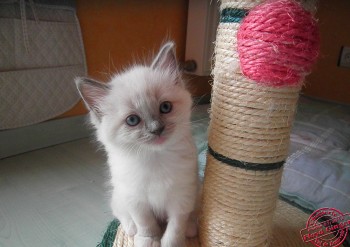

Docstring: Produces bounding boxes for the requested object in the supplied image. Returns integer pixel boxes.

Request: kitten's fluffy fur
[76,42,198,247]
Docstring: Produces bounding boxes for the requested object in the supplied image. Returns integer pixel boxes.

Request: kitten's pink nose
[148,121,165,136]
[150,126,165,136]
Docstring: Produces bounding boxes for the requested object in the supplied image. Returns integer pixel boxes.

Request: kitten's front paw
[134,235,160,247]
[161,236,185,247]
[121,220,137,237]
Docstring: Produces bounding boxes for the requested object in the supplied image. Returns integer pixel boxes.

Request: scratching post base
[113,200,312,247]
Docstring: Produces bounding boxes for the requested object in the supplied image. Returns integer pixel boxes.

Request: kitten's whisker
[191,94,209,110]
[191,118,210,123]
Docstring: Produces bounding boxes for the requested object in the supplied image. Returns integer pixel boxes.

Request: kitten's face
[76,42,192,151]
[102,66,191,149]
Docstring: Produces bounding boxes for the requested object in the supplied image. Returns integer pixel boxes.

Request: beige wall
[303,0,350,104]
[59,0,189,117]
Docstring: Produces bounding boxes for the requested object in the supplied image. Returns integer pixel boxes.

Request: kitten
[76,42,199,247]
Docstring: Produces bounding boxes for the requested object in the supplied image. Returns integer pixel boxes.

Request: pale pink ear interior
[151,42,178,73]
[75,77,110,114]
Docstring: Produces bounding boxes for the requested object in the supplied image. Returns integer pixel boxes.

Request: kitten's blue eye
[160,101,172,114]
[126,114,141,126]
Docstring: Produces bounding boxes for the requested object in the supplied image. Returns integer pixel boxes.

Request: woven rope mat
[112,199,322,247]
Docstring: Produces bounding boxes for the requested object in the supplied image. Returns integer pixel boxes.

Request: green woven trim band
[220,8,248,23]
[97,219,120,247]
[208,146,284,171]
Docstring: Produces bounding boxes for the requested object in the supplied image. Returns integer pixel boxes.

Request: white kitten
[76,42,199,247]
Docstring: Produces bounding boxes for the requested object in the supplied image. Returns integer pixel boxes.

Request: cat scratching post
[113,0,319,246]
[200,0,319,246]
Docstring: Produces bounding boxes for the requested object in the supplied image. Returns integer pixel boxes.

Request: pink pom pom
[237,0,320,87]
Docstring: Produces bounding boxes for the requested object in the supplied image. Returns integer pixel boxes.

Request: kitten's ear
[151,42,178,74]
[75,77,110,117]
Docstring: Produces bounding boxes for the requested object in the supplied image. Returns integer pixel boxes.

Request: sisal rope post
[199,0,319,246]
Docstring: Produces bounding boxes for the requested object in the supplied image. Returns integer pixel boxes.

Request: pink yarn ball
[237,0,320,87]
